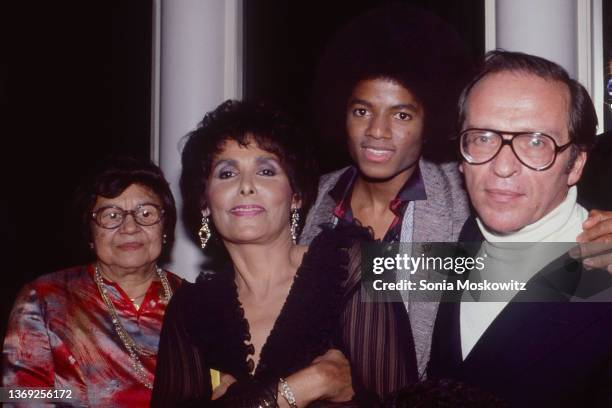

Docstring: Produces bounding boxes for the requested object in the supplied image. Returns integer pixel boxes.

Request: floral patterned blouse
[2,264,182,407]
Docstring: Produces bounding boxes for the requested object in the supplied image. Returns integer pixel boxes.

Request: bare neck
[225,234,305,300]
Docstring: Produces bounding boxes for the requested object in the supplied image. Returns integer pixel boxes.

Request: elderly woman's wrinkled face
[205,139,298,246]
[92,184,164,271]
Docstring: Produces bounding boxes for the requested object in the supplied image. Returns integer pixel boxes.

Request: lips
[229,205,265,216]
[117,242,144,250]
[485,188,524,203]
[361,145,395,163]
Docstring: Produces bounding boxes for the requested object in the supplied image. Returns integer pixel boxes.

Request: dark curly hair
[75,156,177,261]
[314,3,475,163]
[180,100,317,244]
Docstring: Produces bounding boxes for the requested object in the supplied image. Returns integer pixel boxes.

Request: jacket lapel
[409,159,470,376]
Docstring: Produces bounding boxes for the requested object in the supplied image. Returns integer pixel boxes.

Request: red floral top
[2,264,182,407]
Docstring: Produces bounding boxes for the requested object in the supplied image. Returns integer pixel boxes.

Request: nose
[491,144,520,178]
[366,113,390,140]
[239,174,256,196]
[119,213,140,233]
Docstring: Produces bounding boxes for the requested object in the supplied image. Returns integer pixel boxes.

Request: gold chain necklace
[94,264,173,390]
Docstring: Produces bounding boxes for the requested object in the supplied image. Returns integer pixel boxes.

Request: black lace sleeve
[151,284,212,407]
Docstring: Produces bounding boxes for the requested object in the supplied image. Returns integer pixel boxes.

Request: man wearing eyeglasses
[458,58,590,234]
[428,50,612,406]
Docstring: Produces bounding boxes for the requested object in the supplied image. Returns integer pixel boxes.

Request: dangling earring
[162,234,167,245]
[290,208,300,244]
[198,216,211,250]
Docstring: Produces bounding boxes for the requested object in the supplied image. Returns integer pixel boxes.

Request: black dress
[151,226,367,407]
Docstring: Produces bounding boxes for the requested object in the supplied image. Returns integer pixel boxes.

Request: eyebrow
[212,156,280,171]
[212,159,236,171]
[348,98,420,113]
[466,125,561,137]
[93,202,160,211]
[255,156,280,166]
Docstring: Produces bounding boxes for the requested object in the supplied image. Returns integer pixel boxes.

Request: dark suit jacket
[428,217,612,407]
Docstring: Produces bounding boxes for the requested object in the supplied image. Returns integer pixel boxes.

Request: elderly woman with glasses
[2,156,182,407]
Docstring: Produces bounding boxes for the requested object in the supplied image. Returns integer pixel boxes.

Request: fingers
[569,242,612,259]
[582,209,607,229]
[575,210,612,271]
[211,384,227,400]
[578,210,612,242]
[568,242,612,273]
[211,373,237,400]
[311,348,347,364]
[309,349,354,402]
[583,252,612,272]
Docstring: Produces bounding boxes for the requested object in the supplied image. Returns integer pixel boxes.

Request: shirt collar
[329,165,427,211]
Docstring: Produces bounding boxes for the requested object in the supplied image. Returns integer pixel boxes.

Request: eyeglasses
[92,204,164,229]
[459,128,573,171]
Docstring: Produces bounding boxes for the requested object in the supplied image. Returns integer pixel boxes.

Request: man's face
[460,71,586,234]
[346,78,425,181]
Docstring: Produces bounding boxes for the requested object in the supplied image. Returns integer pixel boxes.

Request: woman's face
[205,139,298,246]
[92,183,164,272]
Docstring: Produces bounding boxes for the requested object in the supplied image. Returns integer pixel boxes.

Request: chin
[358,164,400,181]
[114,261,153,271]
[224,228,267,244]
[480,212,527,235]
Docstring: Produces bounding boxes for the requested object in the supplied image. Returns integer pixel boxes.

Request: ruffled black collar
[183,225,369,382]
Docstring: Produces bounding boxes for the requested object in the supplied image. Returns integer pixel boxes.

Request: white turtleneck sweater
[460,186,588,359]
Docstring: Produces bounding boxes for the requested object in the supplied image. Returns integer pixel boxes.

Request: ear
[291,193,302,210]
[458,161,465,174]
[201,207,211,217]
[567,150,587,186]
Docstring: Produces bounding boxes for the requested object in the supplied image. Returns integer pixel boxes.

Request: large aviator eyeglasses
[459,128,573,171]
[91,204,165,229]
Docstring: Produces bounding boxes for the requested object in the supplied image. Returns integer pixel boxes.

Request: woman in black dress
[151,100,361,407]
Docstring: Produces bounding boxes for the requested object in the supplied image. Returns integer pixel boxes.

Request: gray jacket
[299,158,471,376]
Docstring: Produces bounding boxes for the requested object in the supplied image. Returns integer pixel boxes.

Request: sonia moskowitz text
[372,279,527,292]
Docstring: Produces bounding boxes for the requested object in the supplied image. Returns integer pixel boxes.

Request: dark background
[1,1,155,342]
[604,0,612,131]
[0,1,484,342]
